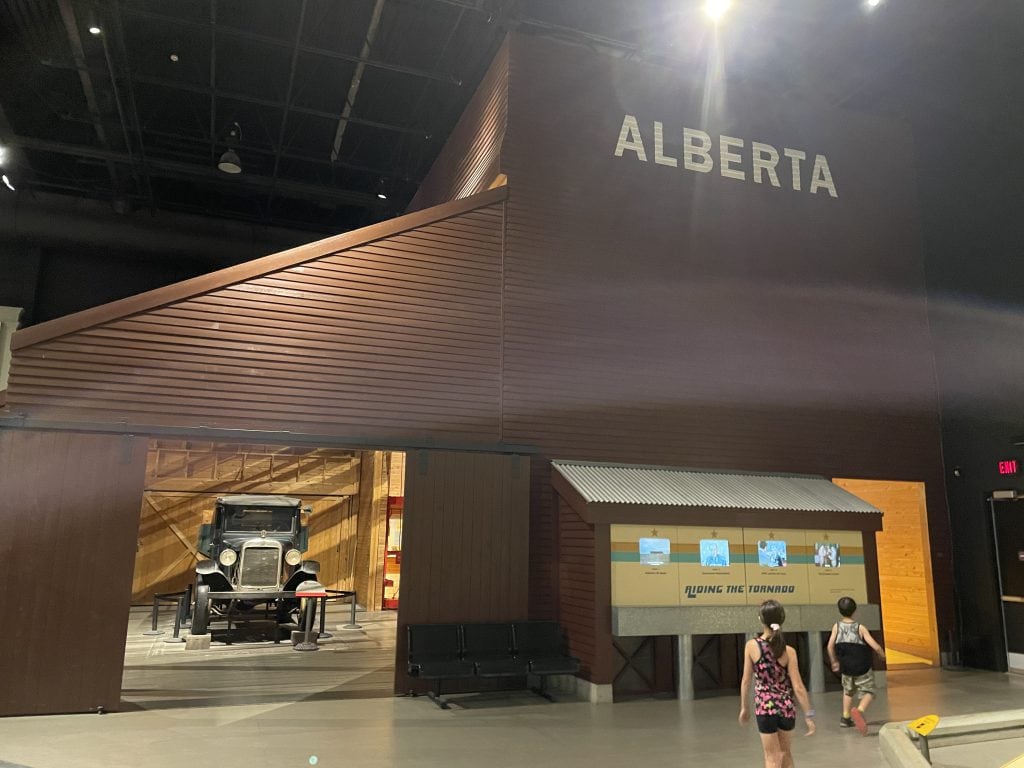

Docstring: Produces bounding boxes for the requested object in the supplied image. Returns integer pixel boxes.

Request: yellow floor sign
[1001,754,1024,768]
[907,714,939,737]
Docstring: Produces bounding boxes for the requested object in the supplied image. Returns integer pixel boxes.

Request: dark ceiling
[0,0,1020,239]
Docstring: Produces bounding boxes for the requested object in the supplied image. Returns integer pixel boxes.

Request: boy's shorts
[842,669,876,697]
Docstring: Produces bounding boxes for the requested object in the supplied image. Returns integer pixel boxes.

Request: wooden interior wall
[7,198,505,444]
[557,496,597,679]
[131,441,363,602]
[395,449,530,692]
[0,429,148,716]
[406,39,508,212]
[498,35,953,642]
[353,451,390,611]
[834,478,939,665]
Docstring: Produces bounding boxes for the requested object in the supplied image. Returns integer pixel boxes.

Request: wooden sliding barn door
[394,450,530,692]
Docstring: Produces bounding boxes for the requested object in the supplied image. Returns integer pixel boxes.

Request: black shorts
[756,714,796,734]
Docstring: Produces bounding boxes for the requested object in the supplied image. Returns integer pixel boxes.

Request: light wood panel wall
[131,440,368,602]
[834,478,939,665]
[353,451,390,611]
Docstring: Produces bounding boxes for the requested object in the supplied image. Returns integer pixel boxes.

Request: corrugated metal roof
[552,461,881,514]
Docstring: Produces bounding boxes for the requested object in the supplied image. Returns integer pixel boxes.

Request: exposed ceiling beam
[131,72,430,137]
[209,0,217,164]
[55,0,119,188]
[331,0,387,162]
[121,7,462,85]
[55,114,398,177]
[36,57,430,137]
[7,135,386,208]
[267,0,310,216]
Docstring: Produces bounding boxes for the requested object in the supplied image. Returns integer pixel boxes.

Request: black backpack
[834,622,873,676]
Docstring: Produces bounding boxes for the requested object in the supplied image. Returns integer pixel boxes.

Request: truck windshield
[223,507,294,533]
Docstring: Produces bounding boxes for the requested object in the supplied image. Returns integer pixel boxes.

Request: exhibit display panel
[611,524,867,607]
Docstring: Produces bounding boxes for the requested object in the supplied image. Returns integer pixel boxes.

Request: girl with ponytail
[739,600,816,767]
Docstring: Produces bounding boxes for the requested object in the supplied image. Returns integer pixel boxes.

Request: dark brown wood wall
[406,39,508,213]
[498,35,953,651]
[395,449,530,691]
[558,496,597,678]
[7,203,505,444]
[0,429,147,716]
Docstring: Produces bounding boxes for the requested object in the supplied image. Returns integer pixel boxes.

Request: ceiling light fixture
[88,25,102,35]
[703,0,732,22]
[3,174,15,192]
[217,122,243,174]
[866,0,882,7]
[217,149,242,174]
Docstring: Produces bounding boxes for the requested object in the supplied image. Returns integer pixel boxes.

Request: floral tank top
[753,637,796,718]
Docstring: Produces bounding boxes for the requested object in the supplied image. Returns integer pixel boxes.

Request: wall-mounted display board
[611,525,867,607]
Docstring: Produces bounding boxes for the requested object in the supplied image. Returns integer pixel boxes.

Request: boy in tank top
[827,596,885,735]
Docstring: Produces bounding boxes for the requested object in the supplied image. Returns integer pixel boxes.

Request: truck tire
[191,584,211,635]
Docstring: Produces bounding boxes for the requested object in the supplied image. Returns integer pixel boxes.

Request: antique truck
[190,494,320,636]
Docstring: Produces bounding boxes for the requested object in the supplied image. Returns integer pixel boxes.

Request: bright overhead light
[0,145,6,165]
[88,25,101,35]
[703,0,732,22]
[866,0,882,7]
[2,174,15,192]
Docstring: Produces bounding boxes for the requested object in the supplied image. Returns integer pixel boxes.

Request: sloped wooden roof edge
[13,185,508,351]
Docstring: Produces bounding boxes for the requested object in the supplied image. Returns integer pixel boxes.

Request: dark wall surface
[905,5,1024,670]
[0,430,148,716]
[498,35,952,637]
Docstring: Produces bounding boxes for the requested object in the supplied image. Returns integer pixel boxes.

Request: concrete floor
[1,607,1022,768]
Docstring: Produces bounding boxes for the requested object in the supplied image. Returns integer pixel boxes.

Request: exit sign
[999,459,1019,476]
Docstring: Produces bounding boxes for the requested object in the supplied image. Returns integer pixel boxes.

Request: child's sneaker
[840,717,855,728]
[851,707,868,736]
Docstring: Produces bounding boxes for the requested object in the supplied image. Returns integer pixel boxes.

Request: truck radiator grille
[239,547,280,587]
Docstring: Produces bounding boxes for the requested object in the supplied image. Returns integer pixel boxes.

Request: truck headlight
[285,548,302,566]
[219,548,238,567]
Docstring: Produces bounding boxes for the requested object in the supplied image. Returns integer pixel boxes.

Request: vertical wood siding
[7,205,505,444]
[395,449,529,691]
[834,478,941,664]
[0,429,147,716]
[407,40,508,212]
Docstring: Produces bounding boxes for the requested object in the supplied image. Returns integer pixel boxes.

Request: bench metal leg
[530,675,555,702]
[425,679,450,709]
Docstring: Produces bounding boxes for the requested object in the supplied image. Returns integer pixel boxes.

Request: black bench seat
[407,621,580,708]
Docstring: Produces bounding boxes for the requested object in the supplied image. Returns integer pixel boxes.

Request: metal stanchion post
[294,597,320,652]
[318,596,332,639]
[143,595,164,636]
[164,594,186,643]
[183,583,193,624]
[342,590,361,630]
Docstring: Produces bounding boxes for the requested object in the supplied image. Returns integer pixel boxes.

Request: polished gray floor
[0,607,1022,768]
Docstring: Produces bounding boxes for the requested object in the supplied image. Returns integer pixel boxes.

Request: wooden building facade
[0,34,952,715]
